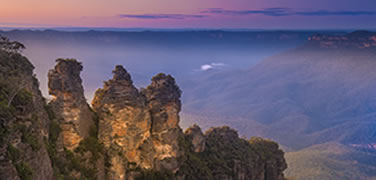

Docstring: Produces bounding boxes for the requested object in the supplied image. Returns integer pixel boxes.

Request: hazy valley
[1,30,376,179]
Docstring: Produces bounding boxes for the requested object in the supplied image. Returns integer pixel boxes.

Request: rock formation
[92,65,154,179]
[92,66,185,179]
[5,31,376,180]
[184,124,205,153]
[142,73,184,172]
[48,58,95,150]
[91,65,287,180]
[0,45,53,179]
[0,36,288,180]
[46,59,102,180]
[203,127,287,180]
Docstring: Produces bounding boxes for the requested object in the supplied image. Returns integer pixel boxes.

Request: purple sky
[1,0,376,29]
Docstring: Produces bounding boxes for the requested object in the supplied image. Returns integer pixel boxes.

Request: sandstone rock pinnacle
[92,65,154,179]
[48,58,95,150]
[143,73,184,172]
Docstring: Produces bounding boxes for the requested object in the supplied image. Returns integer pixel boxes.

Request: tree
[0,35,26,54]
[0,77,28,108]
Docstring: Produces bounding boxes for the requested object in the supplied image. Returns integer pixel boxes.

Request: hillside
[285,143,376,180]
[182,31,376,149]
[180,31,376,179]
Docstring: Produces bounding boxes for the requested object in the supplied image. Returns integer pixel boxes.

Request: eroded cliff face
[142,73,184,172]
[92,65,154,179]
[48,59,95,151]
[0,49,53,180]
[46,59,102,180]
[92,66,185,179]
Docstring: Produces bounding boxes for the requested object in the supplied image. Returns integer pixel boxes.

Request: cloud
[118,14,208,20]
[296,10,376,16]
[201,8,376,17]
[201,8,292,17]
[117,8,376,21]
[199,62,226,71]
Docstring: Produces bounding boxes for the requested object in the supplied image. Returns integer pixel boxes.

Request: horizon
[0,27,374,32]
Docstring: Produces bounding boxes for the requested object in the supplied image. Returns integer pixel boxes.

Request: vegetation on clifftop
[0,47,44,180]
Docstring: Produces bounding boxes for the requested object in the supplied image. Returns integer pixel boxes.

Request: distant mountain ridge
[307,30,376,49]
[0,29,347,103]
[183,30,376,148]
[0,30,345,47]
[180,30,376,179]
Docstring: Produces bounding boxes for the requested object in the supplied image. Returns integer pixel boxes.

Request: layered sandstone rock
[92,66,186,179]
[142,73,184,172]
[48,59,95,150]
[92,65,154,179]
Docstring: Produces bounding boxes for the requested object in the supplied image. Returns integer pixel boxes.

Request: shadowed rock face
[143,73,184,172]
[204,127,287,180]
[144,73,182,112]
[0,50,53,180]
[48,59,83,95]
[48,59,95,150]
[184,124,206,153]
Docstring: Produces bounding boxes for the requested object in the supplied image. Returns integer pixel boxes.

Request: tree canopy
[0,35,25,54]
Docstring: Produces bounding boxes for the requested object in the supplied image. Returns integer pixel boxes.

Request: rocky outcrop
[202,127,287,180]
[184,124,205,153]
[48,59,95,150]
[177,126,287,180]
[0,47,53,179]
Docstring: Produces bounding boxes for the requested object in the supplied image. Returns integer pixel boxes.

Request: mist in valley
[2,30,376,179]
[1,30,315,102]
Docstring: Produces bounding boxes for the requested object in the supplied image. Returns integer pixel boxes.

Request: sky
[1,0,376,29]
